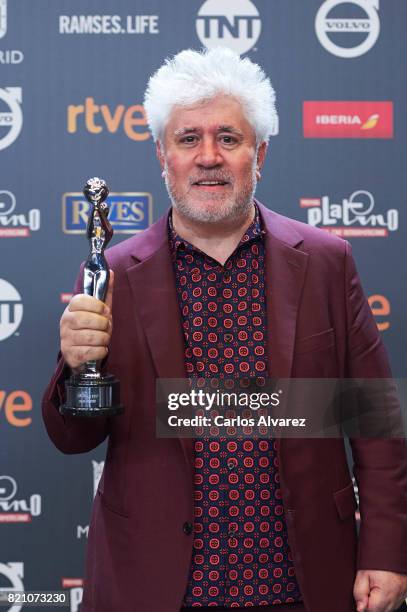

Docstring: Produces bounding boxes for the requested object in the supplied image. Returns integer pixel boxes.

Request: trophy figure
[60,177,123,417]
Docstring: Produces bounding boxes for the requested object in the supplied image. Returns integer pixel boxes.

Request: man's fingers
[62,310,110,332]
[68,293,107,315]
[354,571,370,612]
[65,329,111,347]
[105,270,114,312]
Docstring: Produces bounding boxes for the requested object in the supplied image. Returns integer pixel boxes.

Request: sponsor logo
[67,98,150,141]
[60,293,73,304]
[76,461,104,540]
[61,579,83,612]
[62,192,152,234]
[0,476,41,523]
[0,1,24,65]
[315,0,380,59]
[300,190,398,237]
[0,562,24,612]
[303,101,393,138]
[368,294,390,331]
[59,14,159,35]
[0,88,22,150]
[0,390,32,427]
[196,0,261,55]
[0,280,23,341]
[0,191,40,237]
[0,0,6,39]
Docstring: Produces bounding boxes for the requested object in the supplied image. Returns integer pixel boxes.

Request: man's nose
[195,138,222,167]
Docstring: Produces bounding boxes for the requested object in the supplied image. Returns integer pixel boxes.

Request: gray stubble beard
[163,160,258,224]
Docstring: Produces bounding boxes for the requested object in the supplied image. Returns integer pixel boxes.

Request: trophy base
[60,373,123,417]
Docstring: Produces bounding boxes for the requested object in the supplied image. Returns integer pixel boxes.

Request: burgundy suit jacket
[42,201,407,612]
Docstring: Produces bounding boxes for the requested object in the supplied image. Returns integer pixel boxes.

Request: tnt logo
[0,279,23,341]
[196,0,261,55]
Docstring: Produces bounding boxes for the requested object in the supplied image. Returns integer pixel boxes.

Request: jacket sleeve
[344,241,407,573]
[41,269,109,454]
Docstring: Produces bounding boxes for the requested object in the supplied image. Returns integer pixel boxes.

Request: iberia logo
[303,101,393,138]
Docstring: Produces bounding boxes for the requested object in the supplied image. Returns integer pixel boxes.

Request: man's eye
[220,135,237,145]
[180,135,198,144]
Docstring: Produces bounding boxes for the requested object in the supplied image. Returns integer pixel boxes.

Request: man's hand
[354,569,407,612]
[60,271,114,370]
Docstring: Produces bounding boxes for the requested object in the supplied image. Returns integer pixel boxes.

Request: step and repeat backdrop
[0,0,406,610]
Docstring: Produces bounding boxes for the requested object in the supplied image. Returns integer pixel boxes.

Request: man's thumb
[354,571,370,612]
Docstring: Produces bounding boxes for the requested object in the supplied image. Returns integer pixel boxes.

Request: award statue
[60,177,123,417]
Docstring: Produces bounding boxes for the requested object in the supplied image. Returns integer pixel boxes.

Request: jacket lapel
[257,202,309,380]
[125,214,194,469]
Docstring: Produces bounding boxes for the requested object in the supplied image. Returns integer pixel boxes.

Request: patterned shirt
[168,205,302,608]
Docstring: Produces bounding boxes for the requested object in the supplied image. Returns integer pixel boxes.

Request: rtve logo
[67,98,150,141]
[0,278,23,341]
[196,0,261,55]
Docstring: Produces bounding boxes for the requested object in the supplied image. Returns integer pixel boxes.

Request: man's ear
[156,140,165,169]
[256,141,268,171]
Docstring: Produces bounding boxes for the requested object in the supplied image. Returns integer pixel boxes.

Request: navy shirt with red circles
[168,206,302,608]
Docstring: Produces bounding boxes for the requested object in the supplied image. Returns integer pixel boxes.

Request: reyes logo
[0,88,22,150]
[0,279,23,341]
[315,0,380,58]
[0,475,42,523]
[196,0,261,55]
[0,562,24,612]
[0,191,40,237]
[303,101,393,139]
[300,190,398,237]
[62,193,152,234]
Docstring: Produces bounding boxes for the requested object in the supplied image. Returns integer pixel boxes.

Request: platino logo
[300,190,398,237]
[0,88,22,150]
[0,475,42,522]
[196,0,261,55]
[0,279,23,341]
[0,0,6,39]
[0,191,40,237]
[0,562,24,612]
[315,0,380,58]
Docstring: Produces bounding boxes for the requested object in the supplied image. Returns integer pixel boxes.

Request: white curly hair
[144,47,278,145]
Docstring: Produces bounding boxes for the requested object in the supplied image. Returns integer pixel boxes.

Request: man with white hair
[43,48,407,612]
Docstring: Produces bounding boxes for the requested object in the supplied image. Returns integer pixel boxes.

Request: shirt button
[227,459,236,471]
[223,273,231,282]
[224,333,233,343]
[183,521,193,535]
[229,523,238,533]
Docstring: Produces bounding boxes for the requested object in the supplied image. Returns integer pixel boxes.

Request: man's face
[157,95,267,223]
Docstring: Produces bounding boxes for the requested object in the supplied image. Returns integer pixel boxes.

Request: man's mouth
[192,180,229,187]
